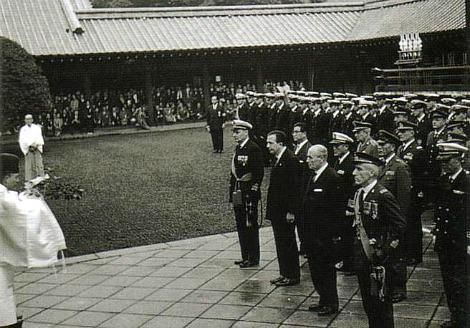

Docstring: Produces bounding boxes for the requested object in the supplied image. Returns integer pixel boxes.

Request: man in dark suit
[433,143,469,328]
[206,96,226,153]
[396,121,428,265]
[351,152,407,328]
[230,120,264,268]
[266,130,301,286]
[292,122,312,255]
[329,132,356,275]
[377,130,411,303]
[303,144,344,316]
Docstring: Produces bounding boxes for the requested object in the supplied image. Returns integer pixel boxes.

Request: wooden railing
[374,65,470,92]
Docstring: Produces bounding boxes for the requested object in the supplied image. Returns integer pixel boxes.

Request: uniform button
[446,209,449,212]
[437,218,440,221]
[436,228,440,232]
[444,231,447,234]
[445,220,448,223]
[438,206,442,209]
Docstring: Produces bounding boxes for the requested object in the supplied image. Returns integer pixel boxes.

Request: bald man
[303,145,345,316]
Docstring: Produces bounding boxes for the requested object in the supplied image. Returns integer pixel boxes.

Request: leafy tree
[0,37,51,133]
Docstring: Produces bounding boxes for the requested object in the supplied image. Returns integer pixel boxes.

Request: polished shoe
[274,277,300,287]
[270,276,285,284]
[212,150,218,153]
[392,293,407,303]
[239,261,258,268]
[317,306,338,316]
[234,259,245,265]
[308,304,324,312]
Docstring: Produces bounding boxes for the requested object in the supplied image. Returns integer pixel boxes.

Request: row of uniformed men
[233,90,470,147]
[229,114,468,328]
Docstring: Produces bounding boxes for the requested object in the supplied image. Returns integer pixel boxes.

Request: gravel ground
[28,128,270,256]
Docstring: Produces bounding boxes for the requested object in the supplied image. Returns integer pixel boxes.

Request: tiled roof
[350,0,467,40]
[0,0,465,57]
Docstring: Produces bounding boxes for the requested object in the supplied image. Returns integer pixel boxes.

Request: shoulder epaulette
[416,146,423,149]
[379,189,388,194]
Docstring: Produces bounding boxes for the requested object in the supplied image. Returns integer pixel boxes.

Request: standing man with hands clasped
[230,120,264,268]
[350,152,407,328]
[266,130,301,286]
[303,144,345,316]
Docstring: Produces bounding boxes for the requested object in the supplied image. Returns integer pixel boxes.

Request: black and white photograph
[0,0,468,327]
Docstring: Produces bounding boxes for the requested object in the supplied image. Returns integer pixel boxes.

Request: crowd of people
[225,90,469,328]
[3,86,468,328]
[7,80,306,137]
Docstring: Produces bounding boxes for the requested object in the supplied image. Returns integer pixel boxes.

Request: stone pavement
[15,212,449,328]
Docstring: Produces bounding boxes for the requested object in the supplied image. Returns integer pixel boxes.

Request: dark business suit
[434,169,469,327]
[230,139,264,264]
[302,166,344,310]
[207,104,225,152]
[266,148,301,280]
[352,183,407,328]
[333,152,356,272]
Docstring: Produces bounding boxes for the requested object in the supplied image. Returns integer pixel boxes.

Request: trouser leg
[272,220,299,279]
[33,150,44,177]
[390,246,407,297]
[438,248,466,325]
[405,214,423,262]
[24,152,33,181]
[0,265,17,326]
[235,207,249,261]
[210,131,217,151]
[308,249,338,308]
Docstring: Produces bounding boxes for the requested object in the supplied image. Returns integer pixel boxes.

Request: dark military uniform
[434,169,469,327]
[352,182,407,328]
[398,140,427,263]
[426,127,447,202]
[378,154,411,301]
[333,151,356,272]
[230,138,264,265]
[356,137,380,158]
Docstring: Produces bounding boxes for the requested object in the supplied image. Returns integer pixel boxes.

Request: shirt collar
[314,162,328,179]
[276,146,287,160]
[450,168,463,181]
[295,139,308,154]
[403,139,415,151]
[240,137,249,149]
[338,151,350,164]
[385,153,395,165]
[361,179,378,198]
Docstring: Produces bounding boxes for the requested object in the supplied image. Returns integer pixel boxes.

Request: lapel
[379,156,394,179]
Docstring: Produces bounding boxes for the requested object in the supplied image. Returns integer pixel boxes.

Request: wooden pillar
[145,70,155,125]
[307,58,315,90]
[202,62,210,110]
[83,71,91,98]
[256,62,264,92]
